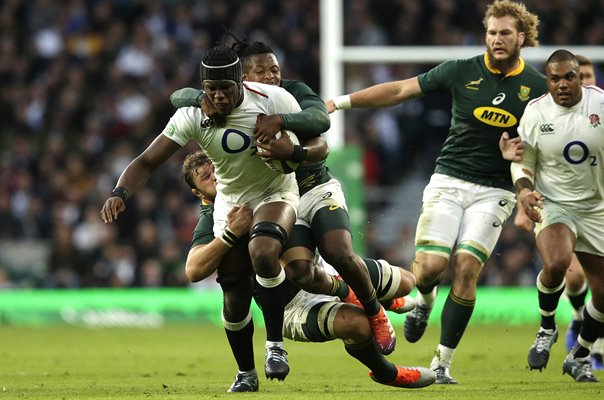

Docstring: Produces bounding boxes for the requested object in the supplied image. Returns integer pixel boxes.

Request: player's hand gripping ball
[256,129,300,174]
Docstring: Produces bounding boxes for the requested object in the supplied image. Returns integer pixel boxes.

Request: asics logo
[540,124,554,134]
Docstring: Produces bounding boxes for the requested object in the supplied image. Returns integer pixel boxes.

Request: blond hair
[483,0,540,48]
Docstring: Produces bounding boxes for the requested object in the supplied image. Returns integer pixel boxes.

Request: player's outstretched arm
[326,76,423,113]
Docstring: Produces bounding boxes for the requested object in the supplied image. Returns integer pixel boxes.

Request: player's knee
[399,269,416,295]
[544,256,573,275]
[284,259,314,287]
[336,306,372,343]
[453,254,483,284]
[222,289,252,321]
[413,253,448,286]
[322,251,357,273]
[250,221,288,246]
[249,222,288,269]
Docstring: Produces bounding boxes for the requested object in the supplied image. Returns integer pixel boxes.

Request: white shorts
[415,173,516,264]
[283,290,343,342]
[296,179,347,227]
[212,180,299,237]
[535,200,604,257]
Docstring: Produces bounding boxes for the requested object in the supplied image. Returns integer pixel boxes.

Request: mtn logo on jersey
[539,124,555,134]
[473,107,517,127]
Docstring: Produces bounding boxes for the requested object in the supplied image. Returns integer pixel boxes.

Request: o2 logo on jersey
[221,129,252,154]
[492,93,506,105]
[564,140,597,166]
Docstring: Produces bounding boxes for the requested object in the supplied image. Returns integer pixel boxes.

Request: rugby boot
[265,346,289,380]
[227,372,259,392]
[369,365,436,388]
[404,304,432,343]
[368,306,397,355]
[386,295,416,314]
[528,327,558,371]
[563,355,599,382]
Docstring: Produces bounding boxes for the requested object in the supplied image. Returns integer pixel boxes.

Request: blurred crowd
[0,0,602,289]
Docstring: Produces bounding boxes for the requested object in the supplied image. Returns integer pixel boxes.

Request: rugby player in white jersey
[501,54,604,370]
[100,46,302,381]
[510,49,604,382]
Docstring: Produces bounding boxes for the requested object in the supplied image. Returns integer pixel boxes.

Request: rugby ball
[257,129,300,174]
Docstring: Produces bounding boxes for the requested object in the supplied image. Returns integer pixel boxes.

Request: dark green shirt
[418,54,547,191]
[279,79,330,139]
[191,204,215,247]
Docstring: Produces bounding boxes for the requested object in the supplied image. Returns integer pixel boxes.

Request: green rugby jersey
[191,203,215,247]
[280,79,333,195]
[279,79,330,139]
[418,53,547,191]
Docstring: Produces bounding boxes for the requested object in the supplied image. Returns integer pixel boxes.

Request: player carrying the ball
[101,45,303,382]
[172,35,407,390]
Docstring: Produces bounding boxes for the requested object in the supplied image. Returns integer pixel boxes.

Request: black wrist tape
[110,186,129,202]
[291,145,307,163]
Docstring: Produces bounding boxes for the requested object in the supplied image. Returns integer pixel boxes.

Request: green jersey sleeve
[191,204,215,248]
[280,79,330,140]
[418,59,459,94]
[170,87,206,108]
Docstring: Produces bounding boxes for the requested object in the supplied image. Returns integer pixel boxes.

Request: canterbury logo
[540,124,554,133]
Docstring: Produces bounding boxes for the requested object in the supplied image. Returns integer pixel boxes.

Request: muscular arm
[100,134,181,223]
[279,83,330,139]
[300,136,328,164]
[185,204,253,282]
[511,145,543,223]
[327,76,423,112]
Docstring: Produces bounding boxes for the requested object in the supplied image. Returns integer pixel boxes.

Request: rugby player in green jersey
[327,0,547,383]
[181,150,435,391]
[172,39,403,360]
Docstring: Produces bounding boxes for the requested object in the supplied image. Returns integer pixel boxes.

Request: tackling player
[180,150,436,391]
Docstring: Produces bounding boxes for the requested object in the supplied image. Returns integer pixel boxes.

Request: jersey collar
[484,53,525,77]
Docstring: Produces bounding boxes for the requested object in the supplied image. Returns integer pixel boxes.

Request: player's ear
[242,72,248,81]
[518,31,525,47]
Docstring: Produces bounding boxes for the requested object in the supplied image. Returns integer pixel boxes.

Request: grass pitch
[1,323,602,399]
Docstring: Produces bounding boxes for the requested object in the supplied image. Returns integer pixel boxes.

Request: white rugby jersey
[517,85,604,211]
[162,81,301,204]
